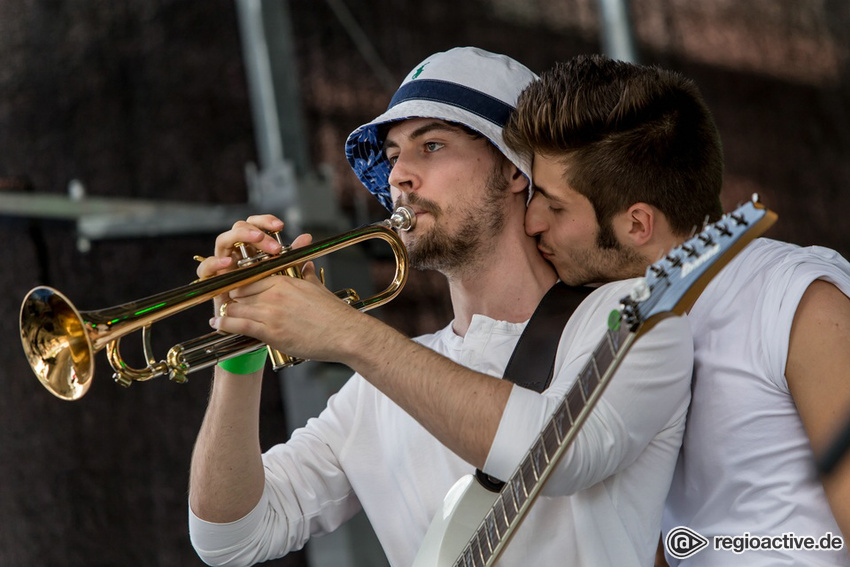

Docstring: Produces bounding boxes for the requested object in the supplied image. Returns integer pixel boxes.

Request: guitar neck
[456,323,638,567]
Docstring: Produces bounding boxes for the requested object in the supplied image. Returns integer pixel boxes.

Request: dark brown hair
[504,55,724,237]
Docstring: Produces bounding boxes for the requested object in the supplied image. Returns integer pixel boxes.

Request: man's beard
[549,221,647,286]
[401,164,509,275]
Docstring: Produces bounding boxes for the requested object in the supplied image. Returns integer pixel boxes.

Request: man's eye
[424,142,444,152]
[387,155,398,166]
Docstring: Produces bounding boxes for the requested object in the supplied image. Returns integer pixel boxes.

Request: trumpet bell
[20,286,95,401]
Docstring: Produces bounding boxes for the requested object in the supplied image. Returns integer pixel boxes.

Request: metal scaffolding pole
[234,2,385,566]
[597,0,639,62]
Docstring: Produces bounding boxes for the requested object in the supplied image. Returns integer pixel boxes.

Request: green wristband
[218,348,268,375]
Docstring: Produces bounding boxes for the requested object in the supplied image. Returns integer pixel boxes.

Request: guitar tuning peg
[628,278,651,302]
[666,254,683,267]
[730,213,748,226]
[715,223,733,237]
[681,244,698,257]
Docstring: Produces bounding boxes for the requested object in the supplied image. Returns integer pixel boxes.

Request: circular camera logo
[666,526,709,559]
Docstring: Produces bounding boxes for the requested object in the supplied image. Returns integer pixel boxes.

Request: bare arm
[188,215,292,523]
[189,368,266,522]
[786,279,850,539]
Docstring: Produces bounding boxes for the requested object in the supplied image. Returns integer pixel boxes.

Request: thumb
[300,261,323,285]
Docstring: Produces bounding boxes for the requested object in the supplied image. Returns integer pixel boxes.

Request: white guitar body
[412,475,497,567]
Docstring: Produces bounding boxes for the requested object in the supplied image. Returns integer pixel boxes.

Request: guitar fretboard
[455,323,634,567]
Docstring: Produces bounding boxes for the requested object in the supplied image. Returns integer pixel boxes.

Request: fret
[503,480,518,518]
[618,325,630,350]
[590,353,601,389]
[484,512,500,549]
[584,356,601,392]
[578,367,591,399]
[521,455,537,485]
[603,329,615,355]
[604,328,620,357]
[590,353,614,389]
[530,437,549,477]
[595,339,616,370]
[510,475,526,509]
[552,403,570,442]
[469,533,484,567]
[542,420,559,457]
[614,326,629,351]
[456,546,475,567]
[501,491,517,523]
[518,465,530,501]
[477,526,492,561]
[566,387,584,423]
[493,496,509,536]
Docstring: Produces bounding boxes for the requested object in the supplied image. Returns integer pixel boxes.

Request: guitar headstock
[619,195,778,333]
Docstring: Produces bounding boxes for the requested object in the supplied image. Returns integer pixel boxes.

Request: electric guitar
[412,196,778,567]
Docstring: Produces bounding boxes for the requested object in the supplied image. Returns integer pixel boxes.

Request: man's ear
[620,202,655,247]
[505,163,529,196]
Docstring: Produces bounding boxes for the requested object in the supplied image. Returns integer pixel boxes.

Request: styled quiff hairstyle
[504,55,724,237]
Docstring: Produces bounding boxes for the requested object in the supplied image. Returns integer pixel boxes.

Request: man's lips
[407,206,434,216]
[537,244,554,259]
[406,208,435,225]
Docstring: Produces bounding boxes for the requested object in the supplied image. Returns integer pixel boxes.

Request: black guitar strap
[475,281,593,491]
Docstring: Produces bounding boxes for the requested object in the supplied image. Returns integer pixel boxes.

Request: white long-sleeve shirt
[190,278,693,567]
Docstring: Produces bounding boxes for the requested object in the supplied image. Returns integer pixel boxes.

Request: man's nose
[387,153,419,194]
[525,195,547,236]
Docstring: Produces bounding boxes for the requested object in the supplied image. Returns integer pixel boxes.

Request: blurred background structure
[0,0,848,565]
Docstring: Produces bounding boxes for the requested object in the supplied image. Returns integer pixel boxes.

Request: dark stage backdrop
[0,1,848,565]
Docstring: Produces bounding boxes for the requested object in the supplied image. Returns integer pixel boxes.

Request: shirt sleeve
[189,376,364,567]
[482,281,694,496]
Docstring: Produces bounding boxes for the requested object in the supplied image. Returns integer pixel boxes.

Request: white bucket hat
[345,46,538,210]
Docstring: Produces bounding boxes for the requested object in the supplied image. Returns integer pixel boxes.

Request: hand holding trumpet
[195,213,297,322]
[197,214,366,365]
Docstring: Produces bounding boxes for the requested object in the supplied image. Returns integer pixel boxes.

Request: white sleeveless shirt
[663,238,850,566]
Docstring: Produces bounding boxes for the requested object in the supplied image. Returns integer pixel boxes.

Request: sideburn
[595,215,621,249]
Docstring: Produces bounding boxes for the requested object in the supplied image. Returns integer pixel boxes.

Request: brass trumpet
[19,207,415,401]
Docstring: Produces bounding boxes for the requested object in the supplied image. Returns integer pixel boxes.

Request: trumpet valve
[234,241,263,268]
[235,231,290,269]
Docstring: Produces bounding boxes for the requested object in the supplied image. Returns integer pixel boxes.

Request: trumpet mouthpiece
[389,206,416,231]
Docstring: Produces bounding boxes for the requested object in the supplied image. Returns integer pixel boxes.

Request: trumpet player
[188,47,695,567]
